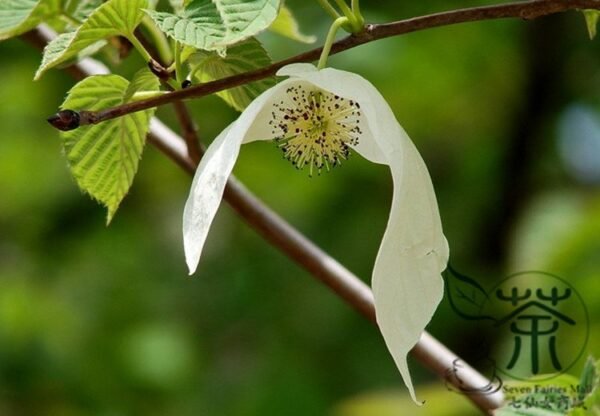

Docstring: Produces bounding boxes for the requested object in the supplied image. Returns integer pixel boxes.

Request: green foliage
[145,0,225,53]
[583,10,600,40]
[34,0,148,80]
[570,358,600,415]
[269,4,316,44]
[59,69,159,223]
[168,0,191,14]
[64,0,104,22]
[0,0,60,40]
[189,37,275,111]
[145,0,280,54]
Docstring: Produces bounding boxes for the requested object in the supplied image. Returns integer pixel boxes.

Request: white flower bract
[182,63,449,403]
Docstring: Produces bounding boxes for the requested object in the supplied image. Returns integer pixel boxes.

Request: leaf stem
[316,0,341,19]
[333,0,352,18]
[166,78,180,90]
[317,17,348,69]
[351,0,364,27]
[140,15,173,65]
[174,41,184,86]
[127,34,153,63]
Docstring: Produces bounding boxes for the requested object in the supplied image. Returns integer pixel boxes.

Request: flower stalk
[317,17,349,69]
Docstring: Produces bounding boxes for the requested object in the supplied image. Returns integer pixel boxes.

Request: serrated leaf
[145,0,226,53]
[268,5,315,44]
[35,0,148,80]
[0,0,61,40]
[215,0,280,46]
[189,37,274,111]
[583,10,600,40]
[145,0,279,52]
[40,31,108,69]
[60,69,159,223]
[65,0,104,23]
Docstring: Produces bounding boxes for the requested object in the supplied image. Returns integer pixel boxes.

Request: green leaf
[578,357,598,402]
[65,0,104,23]
[60,68,160,223]
[570,357,600,415]
[145,0,280,52]
[583,10,600,40]
[268,4,315,44]
[35,0,148,80]
[144,0,226,53]
[0,0,60,40]
[215,0,280,46]
[189,37,275,111]
[39,30,108,70]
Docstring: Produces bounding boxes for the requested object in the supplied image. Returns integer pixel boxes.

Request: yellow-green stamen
[269,85,362,176]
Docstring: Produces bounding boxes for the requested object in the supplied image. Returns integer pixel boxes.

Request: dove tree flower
[183,63,449,402]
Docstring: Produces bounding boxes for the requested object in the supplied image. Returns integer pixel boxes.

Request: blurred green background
[0,1,599,415]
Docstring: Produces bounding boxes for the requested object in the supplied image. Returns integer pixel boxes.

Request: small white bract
[183,63,449,403]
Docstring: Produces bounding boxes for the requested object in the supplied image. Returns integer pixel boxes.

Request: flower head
[270,85,362,175]
[183,63,449,403]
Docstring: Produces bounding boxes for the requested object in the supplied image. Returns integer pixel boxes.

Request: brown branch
[128,30,204,164]
[48,0,600,130]
[26,26,505,414]
[172,101,202,164]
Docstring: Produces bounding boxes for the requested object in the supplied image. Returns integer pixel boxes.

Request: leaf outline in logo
[444,264,496,322]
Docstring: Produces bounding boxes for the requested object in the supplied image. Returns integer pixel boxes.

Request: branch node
[148,59,171,80]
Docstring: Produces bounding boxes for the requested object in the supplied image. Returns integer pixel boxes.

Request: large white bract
[183,63,449,402]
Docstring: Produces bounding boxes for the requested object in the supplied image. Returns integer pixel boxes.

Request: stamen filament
[270,85,363,176]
